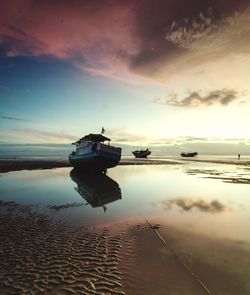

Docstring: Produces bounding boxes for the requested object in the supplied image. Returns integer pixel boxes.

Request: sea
[1,143,250,160]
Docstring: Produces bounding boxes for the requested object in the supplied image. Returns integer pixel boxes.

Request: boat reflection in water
[70,169,122,212]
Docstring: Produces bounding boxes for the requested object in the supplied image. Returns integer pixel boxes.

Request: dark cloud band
[155,89,242,107]
[0,115,31,122]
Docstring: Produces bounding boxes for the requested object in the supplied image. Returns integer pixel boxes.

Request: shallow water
[1,163,250,240]
[1,163,250,294]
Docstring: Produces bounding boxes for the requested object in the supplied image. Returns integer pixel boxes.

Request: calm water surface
[1,162,250,243]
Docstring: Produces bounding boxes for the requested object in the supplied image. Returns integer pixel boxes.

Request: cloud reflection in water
[157,198,230,214]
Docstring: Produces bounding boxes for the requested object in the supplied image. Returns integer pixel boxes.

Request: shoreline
[0,158,180,173]
[0,157,249,173]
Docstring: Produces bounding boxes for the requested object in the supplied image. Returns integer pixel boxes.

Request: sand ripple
[0,206,137,294]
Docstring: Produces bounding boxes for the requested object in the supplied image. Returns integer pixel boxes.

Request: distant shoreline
[0,157,249,173]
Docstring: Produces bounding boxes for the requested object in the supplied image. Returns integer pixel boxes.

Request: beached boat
[69,133,121,172]
[70,169,121,211]
[132,149,151,158]
[180,152,198,157]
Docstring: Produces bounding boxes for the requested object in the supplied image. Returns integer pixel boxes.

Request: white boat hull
[69,150,121,172]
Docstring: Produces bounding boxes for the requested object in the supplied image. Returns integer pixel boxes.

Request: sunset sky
[1,0,250,149]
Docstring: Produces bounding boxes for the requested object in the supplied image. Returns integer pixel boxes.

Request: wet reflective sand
[0,163,250,294]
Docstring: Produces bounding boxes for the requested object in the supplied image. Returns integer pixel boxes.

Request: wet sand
[154,221,250,295]
[0,202,128,294]
[0,204,206,295]
[0,158,71,173]
[1,201,249,294]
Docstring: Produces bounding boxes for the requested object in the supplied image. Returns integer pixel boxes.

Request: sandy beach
[1,200,250,294]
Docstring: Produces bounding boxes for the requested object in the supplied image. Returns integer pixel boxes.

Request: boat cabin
[72,133,111,146]
[71,133,121,158]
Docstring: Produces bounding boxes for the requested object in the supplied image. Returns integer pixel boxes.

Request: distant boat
[132,149,151,158]
[180,152,198,157]
[70,169,121,211]
[69,133,121,172]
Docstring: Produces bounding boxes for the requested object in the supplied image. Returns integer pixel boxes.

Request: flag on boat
[101,126,105,134]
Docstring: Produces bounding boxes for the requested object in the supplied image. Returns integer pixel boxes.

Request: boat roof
[72,133,111,145]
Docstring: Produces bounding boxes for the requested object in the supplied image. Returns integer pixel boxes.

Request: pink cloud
[1,0,249,84]
[0,0,142,82]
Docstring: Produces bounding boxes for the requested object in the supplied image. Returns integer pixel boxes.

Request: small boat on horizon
[180,152,198,157]
[69,133,121,172]
[132,148,151,158]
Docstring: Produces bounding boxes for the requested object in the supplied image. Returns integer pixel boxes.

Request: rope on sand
[145,218,214,295]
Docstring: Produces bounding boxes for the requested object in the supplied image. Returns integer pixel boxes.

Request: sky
[1,0,250,151]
